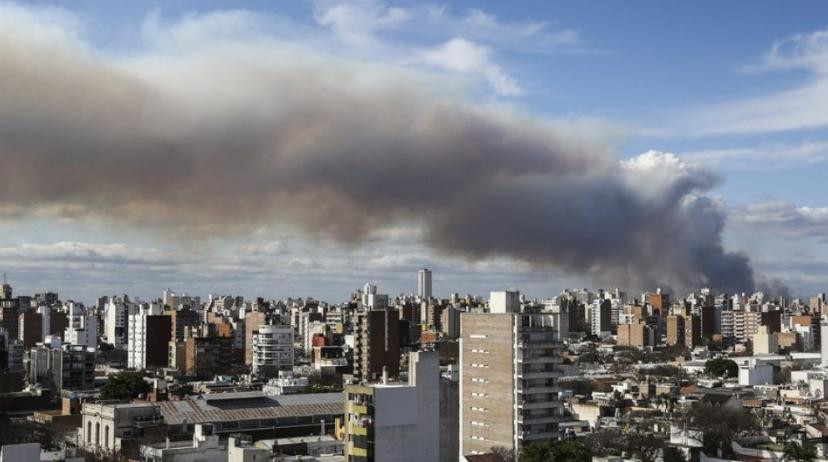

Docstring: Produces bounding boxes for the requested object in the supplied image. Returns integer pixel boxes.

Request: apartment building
[459,304,565,457]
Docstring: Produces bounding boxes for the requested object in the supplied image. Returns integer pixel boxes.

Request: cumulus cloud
[0,6,755,294]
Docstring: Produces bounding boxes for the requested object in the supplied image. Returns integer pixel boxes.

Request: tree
[99,372,151,400]
[704,357,738,378]
[521,439,592,462]
[783,441,817,462]
[683,402,758,457]
[489,446,515,462]
[662,446,687,462]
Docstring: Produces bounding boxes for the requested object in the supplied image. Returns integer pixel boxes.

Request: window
[471,421,489,427]
[470,406,489,412]
[471,378,489,384]
[471,392,488,398]
[471,349,489,354]
[469,334,488,339]
[470,363,489,368]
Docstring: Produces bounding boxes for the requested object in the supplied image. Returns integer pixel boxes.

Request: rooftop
[158,392,342,425]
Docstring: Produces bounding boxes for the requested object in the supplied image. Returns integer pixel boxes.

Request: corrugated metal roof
[159,392,343,425]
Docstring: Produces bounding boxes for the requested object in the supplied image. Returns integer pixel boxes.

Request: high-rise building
[0,281,11,300]
[418,269,433,300]
[104,298,130,349]
[344,351,439,462]
[64,314,99,348]
[251,324,294,378]
[127,303,171,370]
[459,306,566,457]
[666,315,685,347]
[28,337,95,391]
[353,307,400,383]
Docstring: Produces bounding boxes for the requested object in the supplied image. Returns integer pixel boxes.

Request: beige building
[459,306,565,457]
[753,325,779,355]
[80,402,165,455]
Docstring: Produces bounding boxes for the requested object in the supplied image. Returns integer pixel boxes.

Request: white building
[141,424,226,462]
[252,324,294,378]
[489,290,520,313]
[262,371,309,395]
[417,269,432,300]
[127,302,164,370]
[104,298,132,349]
[738,359,774,386]
[64,314,98,348]
[822,317,828,368]
[343,351,439,462]
[361,283,388,310]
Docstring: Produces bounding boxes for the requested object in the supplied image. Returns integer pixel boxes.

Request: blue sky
[1,0,828,302]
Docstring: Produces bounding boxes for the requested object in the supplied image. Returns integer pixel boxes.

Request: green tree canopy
[704,357,738,378]
[520,439,592,462]
[99,371,151,400]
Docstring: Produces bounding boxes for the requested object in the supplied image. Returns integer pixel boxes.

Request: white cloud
[730,200,828,239]
[419,38,523,96]
[313,0,410,47]
[680,27,828,136]
[681,140,828,169]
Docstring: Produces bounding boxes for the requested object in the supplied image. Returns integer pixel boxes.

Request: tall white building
[361,283,388,310]
[104,298,132,349]
[252,324,294,378]
[418,268,432,300]
[127,302,163,370]
[821,317,828,369]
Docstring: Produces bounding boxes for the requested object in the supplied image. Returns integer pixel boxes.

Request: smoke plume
[0,7,755,293]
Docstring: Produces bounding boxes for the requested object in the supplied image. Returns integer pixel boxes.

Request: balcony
[517,414,564,425]
[517,401,561,410]
[518,370,562,380]
[516,355,561,364]
[519,386,561,394]
[519,430,558,441]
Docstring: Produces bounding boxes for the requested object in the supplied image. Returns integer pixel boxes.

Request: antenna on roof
[2,272,5,284]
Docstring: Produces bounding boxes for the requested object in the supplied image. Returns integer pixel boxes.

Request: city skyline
[2,1,828,300]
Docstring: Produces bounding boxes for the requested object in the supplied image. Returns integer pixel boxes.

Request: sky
[1,0,828,303]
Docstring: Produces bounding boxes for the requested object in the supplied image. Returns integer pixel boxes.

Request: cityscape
[2,1,828,462]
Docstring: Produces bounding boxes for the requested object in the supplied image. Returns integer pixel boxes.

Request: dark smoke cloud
[0,8,755,293]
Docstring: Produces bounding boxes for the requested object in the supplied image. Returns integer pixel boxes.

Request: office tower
[418,268,433,300]
[344,351,439,462]
[353,307,400,383]
[127,303,171,370]
[459,305,566,457]
[251,324,294,378]
[0,281,10,300]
